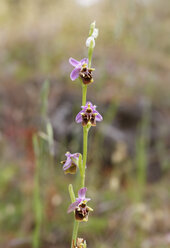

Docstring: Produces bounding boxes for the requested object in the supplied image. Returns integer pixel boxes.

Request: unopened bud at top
[89,21,96,36]
[86,21,98,49]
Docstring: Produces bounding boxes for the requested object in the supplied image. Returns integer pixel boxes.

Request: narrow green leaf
[68,184,76,203]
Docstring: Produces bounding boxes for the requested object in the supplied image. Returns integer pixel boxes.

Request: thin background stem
[33,135,42,248]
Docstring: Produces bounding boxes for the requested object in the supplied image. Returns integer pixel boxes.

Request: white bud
[86,36,95,48]
[89,21,96,35]
[92,28,99,39]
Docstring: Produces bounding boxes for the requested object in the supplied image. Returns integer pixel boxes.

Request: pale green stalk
[71,221,79,247]
[82,84,87,106]
[88,47,93,68]
[40,80,49,119]
[78,153,83,177]
[81,126,88,188]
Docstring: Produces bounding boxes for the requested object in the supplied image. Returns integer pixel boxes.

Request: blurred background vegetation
[0,0,170,247]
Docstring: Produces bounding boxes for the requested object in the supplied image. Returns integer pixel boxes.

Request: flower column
[60,22,102,248]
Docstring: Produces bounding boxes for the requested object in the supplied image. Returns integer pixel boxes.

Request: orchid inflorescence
[59,21,102,248]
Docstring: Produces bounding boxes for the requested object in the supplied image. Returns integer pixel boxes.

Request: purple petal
[67,200,80,213]
[70,67,81,81]
[80,58,88,65]
[81,106,86,112]
[90,103,96,111]
[94,111,103,122]
[69,57,80,67]
[81,105,88,112]
[71,153,80,159]
[92,105,96,111]
[75,111,83,123]
[63,157,72,170]
[78,187,87,199]
[84,101,93,111]
[85,197,91,202]
[65,151,71,157]
[85,101,92,106]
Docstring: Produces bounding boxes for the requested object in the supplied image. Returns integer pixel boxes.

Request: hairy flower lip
[79,66,94,85]
[75,202,93,222]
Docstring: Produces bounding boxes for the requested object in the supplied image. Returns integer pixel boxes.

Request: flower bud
[86,36,95,49]
[89,21,96,36]
[92,28,99,39]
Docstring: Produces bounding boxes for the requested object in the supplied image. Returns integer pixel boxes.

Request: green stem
[81,126,88,188]
[82,84,87,106]
[71,221,79,248]
[88,47,93,68]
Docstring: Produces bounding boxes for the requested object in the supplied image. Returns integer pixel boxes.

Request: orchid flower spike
[76,102,103,127]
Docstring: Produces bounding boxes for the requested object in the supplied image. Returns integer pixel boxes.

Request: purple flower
[68,187,91,213]
[68,187,93,222]
[61,152,80,174]
[69,57,88,81]
[75,102,103,126]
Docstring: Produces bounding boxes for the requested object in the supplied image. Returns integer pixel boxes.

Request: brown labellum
[79,67,94,85]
